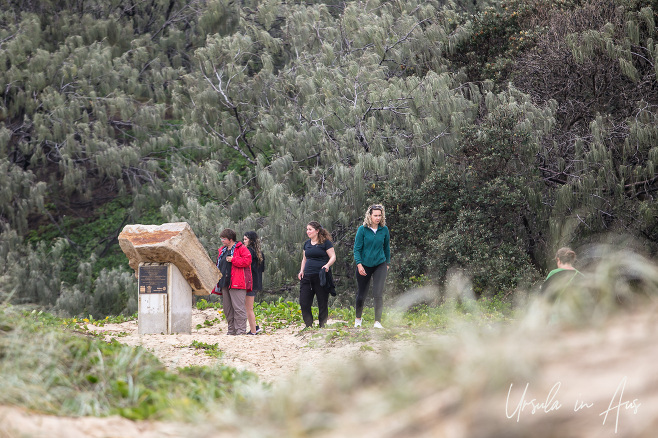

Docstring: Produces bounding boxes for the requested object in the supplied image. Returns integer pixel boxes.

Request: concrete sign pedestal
[119,222,221,336]
[138,262,192,334]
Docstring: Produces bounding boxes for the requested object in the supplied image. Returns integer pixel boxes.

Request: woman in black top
[244,231,265,335]
[297,221,336,328]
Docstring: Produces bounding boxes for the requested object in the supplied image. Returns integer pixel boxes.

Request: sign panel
[139,265,168,294]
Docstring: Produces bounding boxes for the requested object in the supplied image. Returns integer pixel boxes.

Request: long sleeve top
[353,225,390,267]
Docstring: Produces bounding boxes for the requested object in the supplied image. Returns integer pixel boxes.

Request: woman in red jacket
[216,228,252,335]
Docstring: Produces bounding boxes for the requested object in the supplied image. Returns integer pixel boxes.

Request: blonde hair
[363,204,386,227]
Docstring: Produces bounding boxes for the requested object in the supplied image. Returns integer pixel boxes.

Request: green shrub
[379,104,545,297]
[0,228,65,306]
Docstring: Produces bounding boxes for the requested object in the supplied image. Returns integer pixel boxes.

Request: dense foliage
[1,0,657,315]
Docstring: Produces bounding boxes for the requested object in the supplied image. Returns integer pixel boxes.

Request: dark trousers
[355,262,387,322]
[299,273,329,328]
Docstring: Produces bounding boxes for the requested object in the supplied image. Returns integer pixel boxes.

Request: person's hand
[298,271,304,280]
[321,265,329,272]
[357,264,366,276]
[226,256,233,262]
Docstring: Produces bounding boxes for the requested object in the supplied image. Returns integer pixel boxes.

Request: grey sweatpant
[355,262,388,322]
[222,287,247,335]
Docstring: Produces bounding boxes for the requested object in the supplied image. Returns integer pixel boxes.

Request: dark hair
[219,228,236,242]
[307,221,332,244]
[244,231,263,263]
[556,247,576,264]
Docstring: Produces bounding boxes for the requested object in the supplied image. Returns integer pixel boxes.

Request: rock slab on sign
[118,222,220,295]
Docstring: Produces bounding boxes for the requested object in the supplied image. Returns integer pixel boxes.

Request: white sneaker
[373,321,384,329]
[354,318,362,328]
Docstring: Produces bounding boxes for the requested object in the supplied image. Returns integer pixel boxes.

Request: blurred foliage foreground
[0,306,258,421]
[1,250,657,437]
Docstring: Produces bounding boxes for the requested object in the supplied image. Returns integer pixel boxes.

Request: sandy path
[84,308,405,384]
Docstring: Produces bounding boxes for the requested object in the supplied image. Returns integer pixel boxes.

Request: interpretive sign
[139,265,168,294]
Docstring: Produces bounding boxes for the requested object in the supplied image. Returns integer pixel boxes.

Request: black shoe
[246,325,263,334]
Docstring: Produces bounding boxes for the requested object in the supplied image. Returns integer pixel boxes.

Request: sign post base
[138,262,192,334]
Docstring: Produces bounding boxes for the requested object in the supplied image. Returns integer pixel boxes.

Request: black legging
[355,262,387,321]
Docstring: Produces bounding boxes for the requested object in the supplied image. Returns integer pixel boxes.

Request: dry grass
[1,248,658,437]
[192,248,658,437]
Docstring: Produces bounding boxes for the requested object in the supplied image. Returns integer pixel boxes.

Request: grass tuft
[0,306,258,420]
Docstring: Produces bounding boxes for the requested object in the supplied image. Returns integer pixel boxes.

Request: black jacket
[319,268,336,296]
[247,247,265,291]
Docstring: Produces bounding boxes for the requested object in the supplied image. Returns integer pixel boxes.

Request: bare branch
[202,114,256,165]
[379,18,430,66]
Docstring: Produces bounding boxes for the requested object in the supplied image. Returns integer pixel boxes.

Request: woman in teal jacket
[353,204,390,328]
